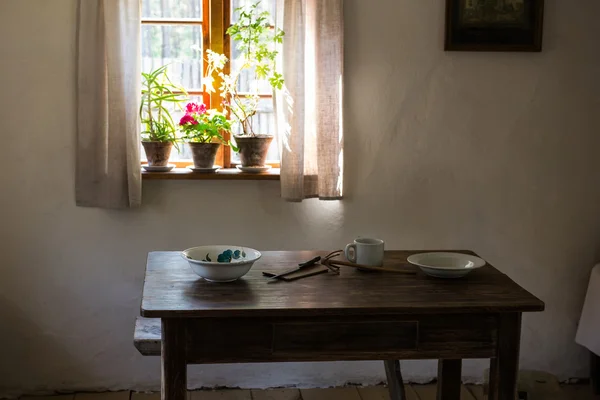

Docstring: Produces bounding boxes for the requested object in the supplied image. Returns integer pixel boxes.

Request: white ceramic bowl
[181,245,261,282]
[407,252,486,278]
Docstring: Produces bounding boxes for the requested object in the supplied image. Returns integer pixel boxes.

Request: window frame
[141,0,280,171]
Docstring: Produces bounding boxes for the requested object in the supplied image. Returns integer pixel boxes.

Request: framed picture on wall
[445,0,544,52]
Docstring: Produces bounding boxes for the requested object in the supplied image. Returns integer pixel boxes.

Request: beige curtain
[277,0,344,201]
[76,0,141,208]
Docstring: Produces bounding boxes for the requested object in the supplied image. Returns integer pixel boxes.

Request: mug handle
[344,243,357,263]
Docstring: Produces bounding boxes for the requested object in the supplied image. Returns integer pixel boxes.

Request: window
[229,0,278,165]
[141,0,279,168]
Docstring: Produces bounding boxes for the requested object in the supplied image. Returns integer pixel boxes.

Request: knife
[262,256,321,281]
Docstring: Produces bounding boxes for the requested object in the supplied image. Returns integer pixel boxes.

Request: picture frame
[445,0,545,52]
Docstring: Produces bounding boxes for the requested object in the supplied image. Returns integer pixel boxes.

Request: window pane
[230,0,277,94]
[230,52,274,94]
[142,0,202,20]
[230,97,279,163]
[142,25,204,90]
[231,0,276,25]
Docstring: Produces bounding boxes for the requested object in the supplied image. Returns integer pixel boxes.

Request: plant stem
[247,8,256,136]
[146,85,154,140]
[246,10,252,70]
[231,72,251,135]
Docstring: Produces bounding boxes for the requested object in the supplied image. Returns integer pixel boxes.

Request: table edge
[140,303,545,318]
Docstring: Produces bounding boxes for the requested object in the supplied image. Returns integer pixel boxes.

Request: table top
[140,250,545,318]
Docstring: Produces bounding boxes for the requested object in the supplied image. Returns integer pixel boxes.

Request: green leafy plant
[179,102,236,150]
[204,1,284,137]
[140,65,187,146]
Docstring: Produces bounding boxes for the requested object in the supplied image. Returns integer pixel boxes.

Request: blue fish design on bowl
[213,249,247,263]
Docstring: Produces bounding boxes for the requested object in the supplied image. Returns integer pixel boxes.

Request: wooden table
[140,250,544,400]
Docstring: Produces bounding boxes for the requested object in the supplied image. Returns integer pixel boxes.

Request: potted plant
[141,65,187,166]
[179,102,233,169]
[205,2,284,167]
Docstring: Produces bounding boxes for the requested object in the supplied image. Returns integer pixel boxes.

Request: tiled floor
[18,385,600,400]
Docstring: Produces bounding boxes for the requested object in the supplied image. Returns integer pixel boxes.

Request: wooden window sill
[142,168,280,181]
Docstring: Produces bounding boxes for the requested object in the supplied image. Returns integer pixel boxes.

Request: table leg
[437,359,462,400]
[161,319,187,400]
[488,313,522,400]
[384,360,406,400]
[592,352,600,396]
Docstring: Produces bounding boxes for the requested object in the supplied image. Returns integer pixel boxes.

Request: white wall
[1,0,600,396]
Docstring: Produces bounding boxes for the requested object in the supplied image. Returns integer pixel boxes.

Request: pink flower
[185,102,207,115]
[179,114,198,126]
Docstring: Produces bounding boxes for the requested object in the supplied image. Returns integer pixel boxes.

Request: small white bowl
[181,245,261,282]
[407,252,486,279]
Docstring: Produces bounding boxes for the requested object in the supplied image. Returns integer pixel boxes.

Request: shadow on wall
[0,295,93,397]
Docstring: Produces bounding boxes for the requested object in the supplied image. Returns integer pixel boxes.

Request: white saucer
[188,165,221,173]
[142,164,175,172]
[407,252,486,279]
[236,165,272,173]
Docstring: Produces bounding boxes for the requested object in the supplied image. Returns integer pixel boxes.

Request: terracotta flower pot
[188,142,221,168]
[142,141,173,167]
[234,135,273,167]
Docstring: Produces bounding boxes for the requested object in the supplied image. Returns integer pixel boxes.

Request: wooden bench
[134,317,161,356]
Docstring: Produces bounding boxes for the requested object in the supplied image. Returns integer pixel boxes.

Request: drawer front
[184,315,497,364]
[273,321,418,354]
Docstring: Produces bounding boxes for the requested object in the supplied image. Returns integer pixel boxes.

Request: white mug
[344,238,385,267]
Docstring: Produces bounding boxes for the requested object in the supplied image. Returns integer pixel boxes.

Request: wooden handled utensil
[263,256,324,283]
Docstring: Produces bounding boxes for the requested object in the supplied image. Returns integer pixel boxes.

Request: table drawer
[184,315,497,363]
[273,321,418,354]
